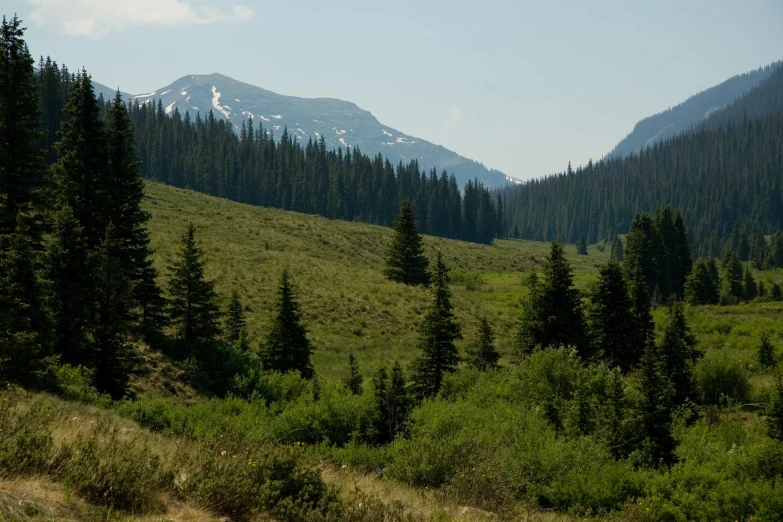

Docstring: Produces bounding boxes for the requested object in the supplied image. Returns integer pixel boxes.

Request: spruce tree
[743,267,757,301]
[601,368,631,459]
[720,251,744,305]
[635,342,676,468]
[46,207,93,367]
[627,263,654,369]
[167,224,221,346]
[587,260,636,370]
[758,333,776,369]
[372,362,412,444]
[672,211,692,297]
[624,214,661,299]
[466,317,500,371]
[658,302,697,408]
[516,241,588,357]
[611,234,624,262]
[412,251,461,398]
[225,290,246,345]
[91,226,134,399]
[344,352,363,395]
[384,200,430,286]
[772,283,783,302]
[0,16,45,236]
[684,258,721,305]
[576,236,588,255]
[137,264,167,331]
[262,269,313,379]
[513,224,520,240]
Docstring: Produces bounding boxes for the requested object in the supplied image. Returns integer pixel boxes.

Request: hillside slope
[123,73,514,188]
[606,61,781,158]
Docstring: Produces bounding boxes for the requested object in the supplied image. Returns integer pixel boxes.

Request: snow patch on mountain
[211,86,231,119]
[165,101,176,114]
[134,92,156,99]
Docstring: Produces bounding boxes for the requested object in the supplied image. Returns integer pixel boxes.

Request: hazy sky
[5,0,782,180]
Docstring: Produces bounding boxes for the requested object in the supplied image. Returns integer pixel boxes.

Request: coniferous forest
[4,13,783,522]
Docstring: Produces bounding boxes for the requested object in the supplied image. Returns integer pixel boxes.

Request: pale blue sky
[5,0,782,180]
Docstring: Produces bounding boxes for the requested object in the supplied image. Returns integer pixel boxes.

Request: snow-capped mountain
[111,73,516,188]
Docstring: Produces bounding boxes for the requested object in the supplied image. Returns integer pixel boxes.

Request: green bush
[52,421,169,512]
[53,364,107,404]
[449,270,485,291]
[694,351,751,406]
[0,386,53,477]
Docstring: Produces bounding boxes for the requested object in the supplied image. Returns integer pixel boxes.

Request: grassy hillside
[143,181,612,379]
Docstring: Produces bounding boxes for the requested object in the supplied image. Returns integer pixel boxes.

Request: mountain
[92,80,132,102]
[606,61,781,159]
[119,73,516,188]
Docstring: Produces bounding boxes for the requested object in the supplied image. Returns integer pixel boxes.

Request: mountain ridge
[97,72,516,189]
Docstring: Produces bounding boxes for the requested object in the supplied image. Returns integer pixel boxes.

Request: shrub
[0,386,53,477]
[694,351,751,406]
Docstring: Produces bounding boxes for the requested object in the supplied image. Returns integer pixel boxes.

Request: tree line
[33,56,506,245]
[501,64,783,253]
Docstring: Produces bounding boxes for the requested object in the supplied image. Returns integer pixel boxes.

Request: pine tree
[743,268,757,301]
[611,234,624,262]
[262,269,313,378]
[720,251,744,305]
[516,241,588,357]
[136,264,167,331]
[576,236,588,255]
[0,16,45,236]
[51,71,107,251]
[384,200,430,286]
[601,368,630,459]
[635,342,676,468]
[672,211,692,297]
[167,224,221,346]
[412,251,461,398]
[0,214,52,387]
[684,258,721,305]
[624,214,661,300]
[343,352,363,395]
[627,263,654,369]
[658,302,697,408]
[768,376,783,441]
[758,333,776,369]
[372,362,411,444]
[466,318,500,371]
[91,226,134,399]
[772,283,783,302]
[225,290,246,345]
[588,260,636,370]
[513,224,520,240]
[46,207,93,367]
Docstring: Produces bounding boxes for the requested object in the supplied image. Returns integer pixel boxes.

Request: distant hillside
[116,73,515,188]
[606,61,781,159]
[92,80,131,102]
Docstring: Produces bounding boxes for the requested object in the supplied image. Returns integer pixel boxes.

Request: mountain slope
[606,61,781,158]
[123,73,514,188]
[92,80,132,102]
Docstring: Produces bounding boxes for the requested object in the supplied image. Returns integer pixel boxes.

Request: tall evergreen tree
[224,290,246,345]
[624,214,661,301]
[91,226,135,399]
[412,251,461,398]
[720,251,744,305]
[261,269,313,379]
[758,333,776,369]
[576,235,588,255]
[466,317,500,371]
[635,342,676,468]
[0,16,44,235]
[743,267,758,301]
[626,263,654,369]
[768,375,783,441]
[136,264,167,331]
[611,234,624,262]
[372,362,412,444]
[684,258,721,305]
[167,224,221,346]
[46,207,93,366]
[384,200,430,286]
[587,260,636,370]
[658,302,697,408]
[516,241,588,357]
[343,352,363,395]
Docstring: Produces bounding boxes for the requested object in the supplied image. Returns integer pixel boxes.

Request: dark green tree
[627,263,654,369]
[772,283,783,302]
[167,224,221,346]
[624,214,661,300]
[513,224,520,239]
[611,234,624,262]
[91,227,135,399]
[46,207,93,366]
[758,333,776,369]
[743,267,757,301]
[343,352,363,395]
[672,211,692,296]
[635,342,676,468]
[576,236,588,255]
[225,290,246,345]
[600,368,632,459]
[466,318,500,371]
[684,258,721,305]
[769,233,783,269]
[261,269,313,379]
[412,251,461,398]
[372,362,412,444]
[658,302,697,408]
[719,251,744,305]
[384,200,430,286]
[587,260,636,370]
[136,264,167,331]
[516,241,588,357]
